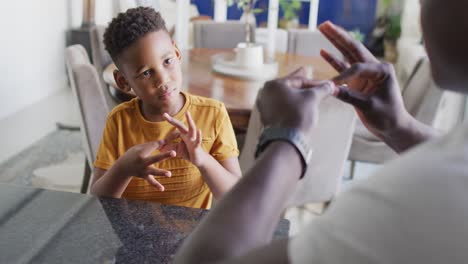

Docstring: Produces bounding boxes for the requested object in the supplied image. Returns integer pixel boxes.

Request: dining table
[0,183,289,263]
[103,48,339,133]
[102,48,357,206]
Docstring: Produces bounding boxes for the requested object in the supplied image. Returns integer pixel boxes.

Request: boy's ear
[113,70,133,95]
[173,41,182,60]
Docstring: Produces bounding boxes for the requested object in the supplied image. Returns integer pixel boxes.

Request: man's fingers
[144,175,165,191]
[163,113,189,134]
[145,150,177,165]
[284,67,306,79]
[319,21,378,64]
[332,63,388,86]
[320,49,349,73]
[284,77,326,90]
[302,81,337,100]
[334,85,372,111]
[319,21,359,63]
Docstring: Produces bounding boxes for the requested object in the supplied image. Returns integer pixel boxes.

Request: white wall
[0,0,118,121]
[0,1,69,120]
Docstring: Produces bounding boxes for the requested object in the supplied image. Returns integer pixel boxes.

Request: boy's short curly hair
[103,6,168,60]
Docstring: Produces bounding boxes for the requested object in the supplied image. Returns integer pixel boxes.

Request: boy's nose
[154,70,170,87]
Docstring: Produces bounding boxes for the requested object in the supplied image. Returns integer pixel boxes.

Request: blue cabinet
[191,0,377,37]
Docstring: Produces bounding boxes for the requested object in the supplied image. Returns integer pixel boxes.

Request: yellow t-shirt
[94,92,239,209]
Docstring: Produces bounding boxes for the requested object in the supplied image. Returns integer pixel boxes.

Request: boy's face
[114,30,183,110]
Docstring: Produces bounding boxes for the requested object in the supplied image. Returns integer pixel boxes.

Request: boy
[90,7,241,209]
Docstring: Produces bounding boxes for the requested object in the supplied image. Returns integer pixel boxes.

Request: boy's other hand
[162,112,206,167]
[115,141,176,191]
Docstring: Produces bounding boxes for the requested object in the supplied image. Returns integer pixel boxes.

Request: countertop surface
[0,183,289,263]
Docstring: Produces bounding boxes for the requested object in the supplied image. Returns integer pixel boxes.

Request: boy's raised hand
[162,112,205,167]
[114,141,176,191]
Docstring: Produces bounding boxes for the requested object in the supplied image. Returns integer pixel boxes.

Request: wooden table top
[103,48,337,110]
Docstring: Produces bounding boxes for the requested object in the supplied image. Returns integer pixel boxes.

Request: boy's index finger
[163,113,189,133]
[165,131,181,143]
[145,150,176,166]
[185,112,197,138]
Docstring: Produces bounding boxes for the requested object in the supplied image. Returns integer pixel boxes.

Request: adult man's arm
[174,73,336,263]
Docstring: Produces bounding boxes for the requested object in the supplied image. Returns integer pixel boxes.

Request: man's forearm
[382,115,439,153]
[174,141,303,264]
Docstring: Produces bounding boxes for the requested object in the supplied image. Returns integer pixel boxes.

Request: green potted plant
[279,0,301,29]
[381,0,402,62]
[349,29,365,43]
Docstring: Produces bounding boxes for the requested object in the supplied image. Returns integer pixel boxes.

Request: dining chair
[255,28,288,53]
[90,25,120,110]
[65,45,109,193]
[396,0,426,85]
[347,57,452,174]
[239,93,356,206]
[287,29,343,59]
[193,21,256,49]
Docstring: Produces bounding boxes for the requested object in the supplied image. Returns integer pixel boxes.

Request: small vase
[82,0,96,28]
[279,18,299,29]
[384,39,398,63]
[240,13,257,27]
[240,12,256,44]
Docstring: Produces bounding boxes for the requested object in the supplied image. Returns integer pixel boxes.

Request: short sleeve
[209,104,239,161]
[94,114,119,170]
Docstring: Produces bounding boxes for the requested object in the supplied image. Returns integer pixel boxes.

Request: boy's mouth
[158,89,175,101]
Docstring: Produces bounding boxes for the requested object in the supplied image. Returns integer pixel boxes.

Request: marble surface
[0,183,289,263]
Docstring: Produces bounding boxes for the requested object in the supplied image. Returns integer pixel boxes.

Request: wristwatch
[254,127,313,179]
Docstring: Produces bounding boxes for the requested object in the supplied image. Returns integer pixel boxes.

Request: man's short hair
[103,6,168,60]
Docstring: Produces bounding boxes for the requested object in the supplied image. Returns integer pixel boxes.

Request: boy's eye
[165,58,174,65]
[142,70,152,77]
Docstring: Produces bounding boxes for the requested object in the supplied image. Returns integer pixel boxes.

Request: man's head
[104,7,183,111]
[421,0,468,92]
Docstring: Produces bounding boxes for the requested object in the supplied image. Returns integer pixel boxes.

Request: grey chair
[65,45,109,193]
[90,25,119,110]
[348,57,445,171]
[255,28,288,53]
[193,21,255,49]
[287,29,343,59]
[239,94,356,206]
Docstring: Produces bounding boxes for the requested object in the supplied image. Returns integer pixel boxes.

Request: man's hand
[114,141,176,191]
[162,112,206,167]
[257,68,336,135]
[318,21,410,137]
[319,21,436,152]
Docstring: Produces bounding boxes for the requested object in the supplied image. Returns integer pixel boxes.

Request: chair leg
[349,160,357,180]
[81,160,91,194]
